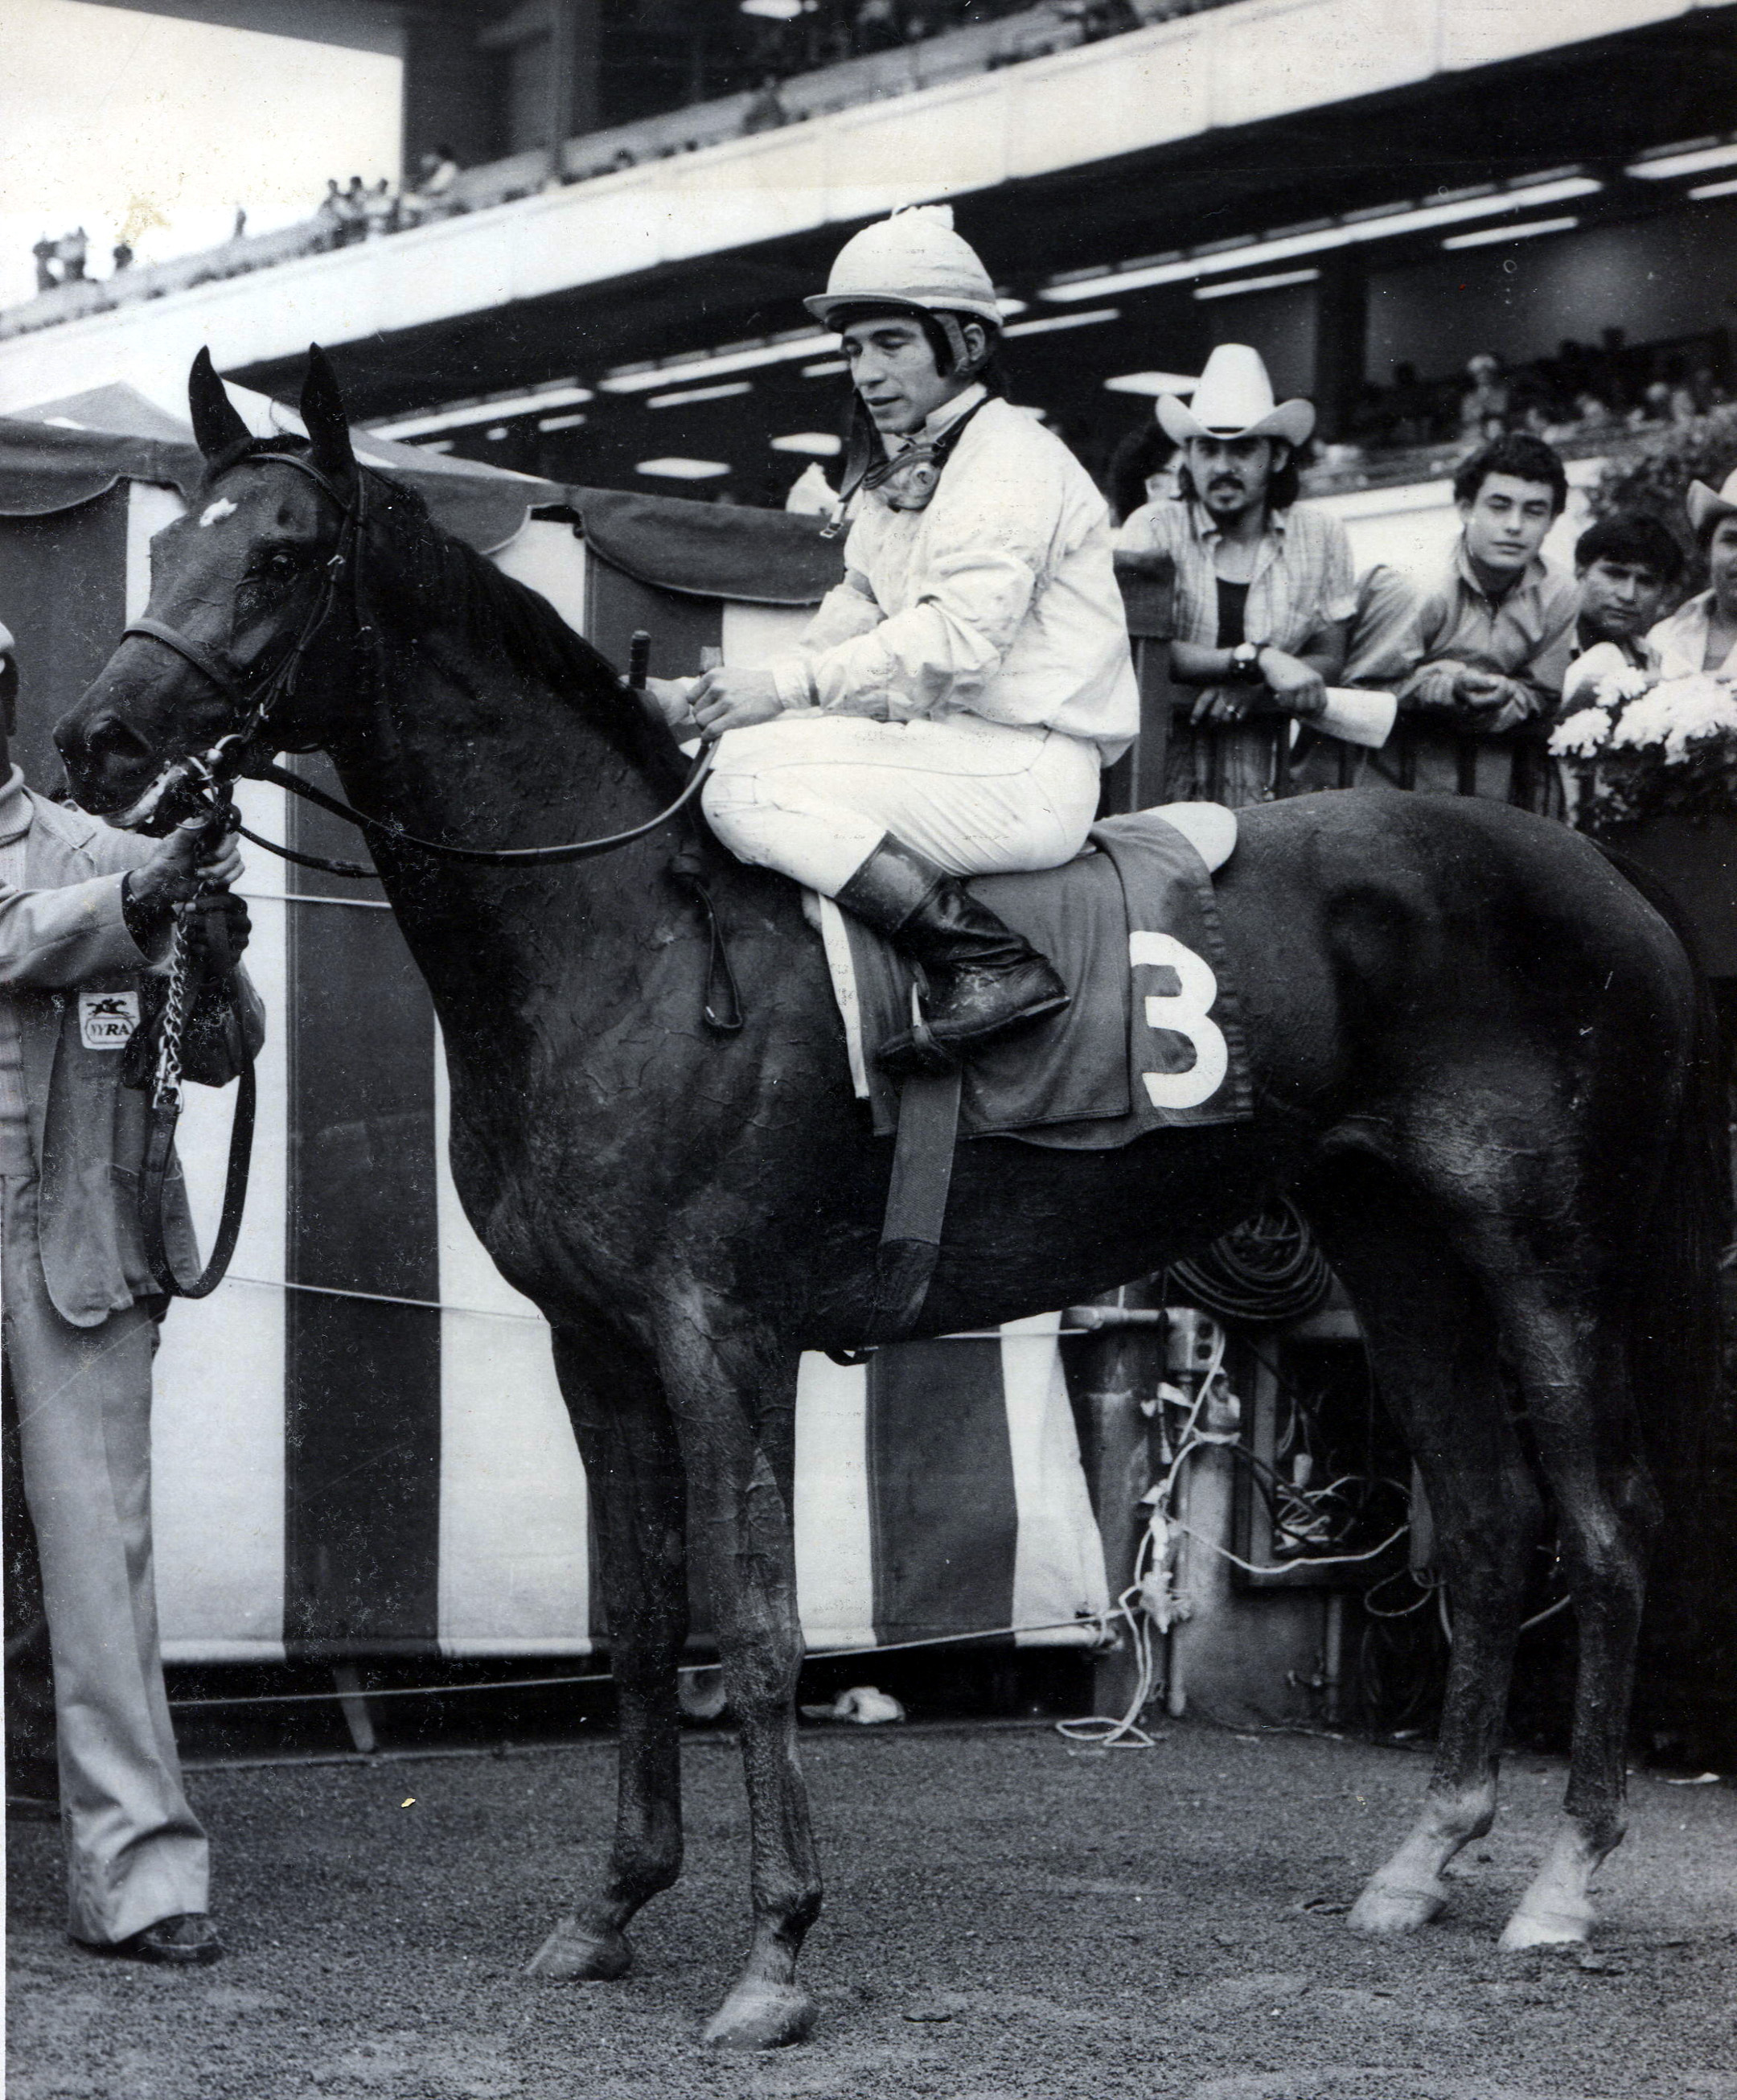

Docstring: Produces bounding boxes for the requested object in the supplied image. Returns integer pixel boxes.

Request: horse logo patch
[79,989,140,1048]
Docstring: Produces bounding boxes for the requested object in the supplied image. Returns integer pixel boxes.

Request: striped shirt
[1116,495,1358,655]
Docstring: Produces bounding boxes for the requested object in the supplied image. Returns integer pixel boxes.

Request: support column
[1312,249,1369,445]
[548,0,603,172]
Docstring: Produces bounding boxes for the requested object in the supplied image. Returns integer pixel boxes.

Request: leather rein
[119,449,730,1299]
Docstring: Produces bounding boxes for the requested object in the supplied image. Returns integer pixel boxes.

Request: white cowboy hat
[1686,466,1737,538]
[0,622,14,657]
[1156,343,1315,449]
[805,205,1002,329]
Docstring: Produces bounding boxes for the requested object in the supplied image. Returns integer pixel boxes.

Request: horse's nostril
[82,714,155,771]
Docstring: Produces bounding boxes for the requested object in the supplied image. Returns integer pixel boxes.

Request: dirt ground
[7,1719,1735,2100]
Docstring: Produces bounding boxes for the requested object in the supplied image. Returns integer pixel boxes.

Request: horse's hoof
[701,1980,816,2050]
[524,1917,633,1981]
[1347,1876,1448,1935]
[1497,1905,1592,1952]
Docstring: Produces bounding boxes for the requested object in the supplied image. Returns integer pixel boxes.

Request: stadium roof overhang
[222,2,1736,417]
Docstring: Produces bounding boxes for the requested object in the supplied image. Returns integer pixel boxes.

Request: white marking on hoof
[524,1917,632,1981]
[702,1980,816,2050]
[1347,1876,1448,1936]
[199,498,238,528]
[1498,1904,1593,1952]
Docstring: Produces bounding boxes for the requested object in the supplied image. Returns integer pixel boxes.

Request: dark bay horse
[57,351,1719,2049]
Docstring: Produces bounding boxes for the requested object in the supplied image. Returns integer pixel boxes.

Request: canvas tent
[0,393,1111,1667]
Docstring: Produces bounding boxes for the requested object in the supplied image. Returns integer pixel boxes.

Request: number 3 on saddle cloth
[811,806,1255,1149]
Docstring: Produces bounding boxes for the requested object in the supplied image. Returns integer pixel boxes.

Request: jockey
[647,207,1138,1074]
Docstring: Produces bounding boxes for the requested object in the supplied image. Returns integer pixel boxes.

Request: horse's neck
[329,628,676,1022]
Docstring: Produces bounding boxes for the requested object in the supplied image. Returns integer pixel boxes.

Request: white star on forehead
[199,497,238,528]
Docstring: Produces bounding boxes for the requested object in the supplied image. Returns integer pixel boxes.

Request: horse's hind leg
[1493,1279,1658,1950]
[527,1321,688,1982]
[661,1303,820,2051]
[1304,1161,1543,1935]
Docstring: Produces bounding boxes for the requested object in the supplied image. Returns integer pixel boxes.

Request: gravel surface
[8,1720,1735,2098]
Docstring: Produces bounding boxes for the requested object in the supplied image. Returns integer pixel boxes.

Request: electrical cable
[1167,1198,1333,1324]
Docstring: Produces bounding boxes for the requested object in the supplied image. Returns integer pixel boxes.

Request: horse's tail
[1599,844,1733,1752]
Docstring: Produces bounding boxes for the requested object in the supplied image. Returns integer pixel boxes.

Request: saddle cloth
[811,805,1254,1151]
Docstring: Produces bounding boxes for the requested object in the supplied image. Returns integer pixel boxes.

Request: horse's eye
[255,550,301,583]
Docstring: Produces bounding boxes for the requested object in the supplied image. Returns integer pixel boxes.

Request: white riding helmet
[805,205,1002,330]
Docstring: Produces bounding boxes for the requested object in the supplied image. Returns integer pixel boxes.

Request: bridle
[116,447,735,1303]
[120,448,718,877]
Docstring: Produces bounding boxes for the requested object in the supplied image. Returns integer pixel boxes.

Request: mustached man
[646,207,1137,1075]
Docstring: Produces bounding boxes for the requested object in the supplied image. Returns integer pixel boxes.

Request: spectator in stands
[853,0,904,48]
[1345,432,1576,809]
[55,230,88,284]
[1562,513,1683,701]
[232,206,248,241]
[1648,469,1737,679]
[742,75,790,134]
[316,179,346,247]
[31,238,58,294]
[1116,344,1357,806]
[1459,351,1509,442]
[1105,417,1178,526]
[334,178,369,245]
[363,178,397,239]
[0,619,263,1965]
[404,146,462,224]
[111,240,133,273]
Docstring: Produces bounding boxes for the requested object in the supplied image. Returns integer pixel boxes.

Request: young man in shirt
[1115,343,1357,807]
[1561,513,1683,705]
[1345,432,1578,808]
[647,207,1137,1075]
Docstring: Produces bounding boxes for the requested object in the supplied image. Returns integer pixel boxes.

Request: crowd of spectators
[740,0,1139,84]
[1345,331,1731,458]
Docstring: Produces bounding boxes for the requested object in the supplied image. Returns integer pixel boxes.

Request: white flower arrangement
[1552,668,1737,834]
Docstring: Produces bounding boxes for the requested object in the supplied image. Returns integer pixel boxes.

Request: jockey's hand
[643,676,698,733]
[688,665,786,735]
[1254,647,1327,718]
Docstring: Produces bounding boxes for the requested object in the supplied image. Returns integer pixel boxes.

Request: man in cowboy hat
[1115,343,1357,807]
[0,615,261,1965]
[1345,431,1576,808]
[647,206,1137,1075]
[1647,466,1737,679]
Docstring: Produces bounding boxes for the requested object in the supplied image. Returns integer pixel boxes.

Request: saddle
[811,805,1254,1344]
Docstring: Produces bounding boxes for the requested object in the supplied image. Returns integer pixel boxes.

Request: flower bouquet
[1550,667,1737,837]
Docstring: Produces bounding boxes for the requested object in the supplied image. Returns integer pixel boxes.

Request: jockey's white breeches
[701,711,1103,896]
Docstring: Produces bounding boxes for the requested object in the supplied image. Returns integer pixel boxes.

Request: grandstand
[2,0,1732,506]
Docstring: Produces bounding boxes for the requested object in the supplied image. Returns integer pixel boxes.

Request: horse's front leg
[662,1303,820,2050]
[528,1321,688,1983]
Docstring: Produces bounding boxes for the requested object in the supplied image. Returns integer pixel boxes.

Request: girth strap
[859,1065,963,1347]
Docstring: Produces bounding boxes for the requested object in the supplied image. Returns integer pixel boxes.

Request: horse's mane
[203,436,684,786]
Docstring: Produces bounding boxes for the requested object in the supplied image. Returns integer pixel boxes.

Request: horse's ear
[188,347,249,459]
[300,345,355,485]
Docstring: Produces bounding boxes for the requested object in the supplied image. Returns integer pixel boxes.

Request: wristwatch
[1228,641,1264,684]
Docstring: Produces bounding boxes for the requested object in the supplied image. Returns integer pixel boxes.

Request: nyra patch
[79,989,140,1049]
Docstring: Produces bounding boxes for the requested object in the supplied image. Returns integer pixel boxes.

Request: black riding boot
[833,835,1070,1077]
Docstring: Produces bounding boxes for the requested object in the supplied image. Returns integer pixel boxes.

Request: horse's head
[57,347,364,819]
